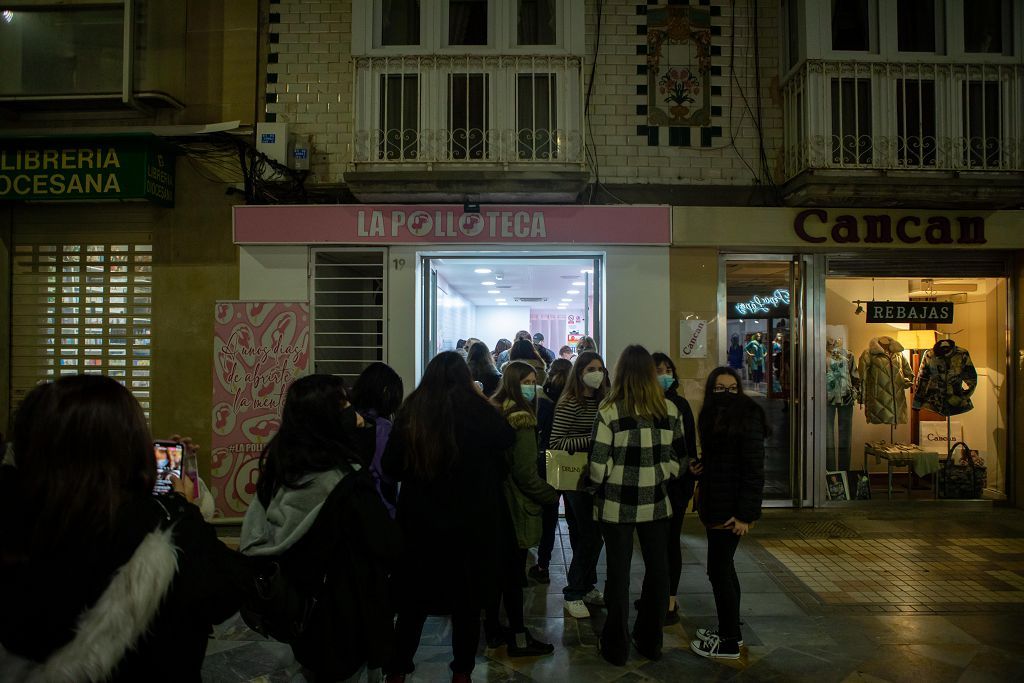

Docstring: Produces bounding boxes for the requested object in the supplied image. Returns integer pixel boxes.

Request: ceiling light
[498,302,508,306]
[572,281,586,286]
[474,268,492,274]
[487,289,500,294]
[561,298,573,302]
[481,281,496,286]
[495,298,506,302]
[567,290,580,295]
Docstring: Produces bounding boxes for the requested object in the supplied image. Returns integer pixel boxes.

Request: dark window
[378,74,419,160]
[896,79,936,167]
[448,73,489,159]
[897,0,936,52]
[380,0,421,46]
[449,0,488,46]
[963,81,1002,168]
[517,73,558,159]
[964,0,1011,54]
[831,0,870,51]
[786,0,801,68]
[830,78,872,165]
[518,0,556,45]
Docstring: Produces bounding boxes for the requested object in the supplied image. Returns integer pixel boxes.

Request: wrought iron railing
[782,60,1024,178]
[352,54,585,166]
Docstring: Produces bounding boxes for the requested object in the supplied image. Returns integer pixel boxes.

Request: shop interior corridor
[202,506,1024,682]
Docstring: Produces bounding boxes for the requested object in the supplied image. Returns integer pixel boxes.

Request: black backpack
[240,558,327,643]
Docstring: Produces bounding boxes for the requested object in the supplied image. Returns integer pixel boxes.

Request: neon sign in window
[734,289,790,315]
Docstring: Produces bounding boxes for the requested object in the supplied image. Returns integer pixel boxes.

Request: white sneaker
[690,634,740,660]
[564,599,591,619]
[582,589,605,607]
[695,627,743,647]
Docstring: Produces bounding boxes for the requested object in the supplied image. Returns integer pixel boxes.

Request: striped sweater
[589,400,687,524]
[549,395,600,453]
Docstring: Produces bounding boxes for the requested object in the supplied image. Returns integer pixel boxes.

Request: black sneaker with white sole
[695,627,743,646]
[690,633,740,660]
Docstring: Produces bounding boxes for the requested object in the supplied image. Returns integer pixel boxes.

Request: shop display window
[824,276,1008,501]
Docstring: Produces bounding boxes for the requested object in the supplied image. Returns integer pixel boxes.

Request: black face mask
[341,406,377,464]
[708,392,739,408]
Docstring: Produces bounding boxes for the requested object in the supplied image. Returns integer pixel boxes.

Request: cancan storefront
[670,207,1024,508]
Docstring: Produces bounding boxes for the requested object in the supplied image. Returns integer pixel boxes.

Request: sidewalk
[203,505,1024,682]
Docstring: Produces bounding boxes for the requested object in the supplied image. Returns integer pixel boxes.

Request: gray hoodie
[239,468,353,557]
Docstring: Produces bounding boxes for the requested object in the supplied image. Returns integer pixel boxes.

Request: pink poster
[210,302,310,518]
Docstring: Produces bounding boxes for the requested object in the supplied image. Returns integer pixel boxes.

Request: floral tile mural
[647,6,712,127]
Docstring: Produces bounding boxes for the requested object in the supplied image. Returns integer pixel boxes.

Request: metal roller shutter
[826,252,1012,278]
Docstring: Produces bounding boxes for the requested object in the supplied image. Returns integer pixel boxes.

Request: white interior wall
[476,306,531,351]
[435,272,475,353]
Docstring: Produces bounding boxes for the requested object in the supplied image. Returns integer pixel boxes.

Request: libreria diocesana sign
[0,135,176,206]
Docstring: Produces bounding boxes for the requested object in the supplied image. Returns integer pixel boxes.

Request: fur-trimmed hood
[502,400,538,430]
[867,336,905,355]
[0,523,179,682]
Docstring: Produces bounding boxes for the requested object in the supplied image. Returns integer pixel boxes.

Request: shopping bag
[937,441,987,499]
[545,449,588,491]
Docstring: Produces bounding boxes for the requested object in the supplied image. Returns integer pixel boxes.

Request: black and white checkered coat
[588,399,688,524]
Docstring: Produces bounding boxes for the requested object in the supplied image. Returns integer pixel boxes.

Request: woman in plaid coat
[588,345,693,665]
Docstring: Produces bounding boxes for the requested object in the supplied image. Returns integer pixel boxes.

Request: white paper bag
[545,450,588,491]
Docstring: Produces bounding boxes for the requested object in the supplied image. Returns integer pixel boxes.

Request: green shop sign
[0,135,175,207]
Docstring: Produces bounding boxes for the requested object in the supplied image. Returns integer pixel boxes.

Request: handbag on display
[937,441,987,499]
[545,449,588,491]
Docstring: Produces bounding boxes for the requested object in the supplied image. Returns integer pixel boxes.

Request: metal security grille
[11,241,154,416]
[312,249,386,383]
[826,252,1011,278]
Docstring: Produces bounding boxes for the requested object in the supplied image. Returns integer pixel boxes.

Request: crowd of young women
[0,341,766,682]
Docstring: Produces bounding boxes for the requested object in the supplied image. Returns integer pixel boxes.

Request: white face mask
[582,370,604,390]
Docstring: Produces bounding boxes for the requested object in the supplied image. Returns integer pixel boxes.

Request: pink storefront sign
[210,301,310,518]
[233,204,671,245]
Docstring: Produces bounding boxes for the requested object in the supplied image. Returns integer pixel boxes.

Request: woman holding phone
[689,367,766,660]
[0,375,252,682]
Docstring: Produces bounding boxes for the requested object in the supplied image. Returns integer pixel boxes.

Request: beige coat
[858,337,914,425]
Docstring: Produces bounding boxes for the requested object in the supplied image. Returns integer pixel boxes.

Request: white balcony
[351,54,585,168]
[782,60,1024,180]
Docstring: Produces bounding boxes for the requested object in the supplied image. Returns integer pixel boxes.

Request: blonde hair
[602,345,667,421]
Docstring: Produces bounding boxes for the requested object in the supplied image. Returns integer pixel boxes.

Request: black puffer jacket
[696,397,766,526]
[665,383,697,510]
[0,465,251,682]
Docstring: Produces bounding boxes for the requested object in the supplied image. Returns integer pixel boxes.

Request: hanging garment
[826,349,859,406]
[744,340,765,371]
[912,339,978,416]
[858,337,914,425]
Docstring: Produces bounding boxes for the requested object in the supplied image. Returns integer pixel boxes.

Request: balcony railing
[782,60,1024,179]
[352,54,585,166]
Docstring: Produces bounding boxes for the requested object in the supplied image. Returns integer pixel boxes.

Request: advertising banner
[210,302,310,518]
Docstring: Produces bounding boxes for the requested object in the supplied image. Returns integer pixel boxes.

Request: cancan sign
[866,301,954,324]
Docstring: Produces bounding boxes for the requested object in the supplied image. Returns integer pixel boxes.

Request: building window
[896,79,936,167]
[963,81,1002,168]
[517,73,558,159]
[448,0,488,46]
[379,73,419,160]
[831,0,871,51]
[448,73,489,159]
[379,0,421,46]
[896,0,939,53]
[517,0,556,46]
[785,0,801,68]
[963,0,1013,54]
[830,78,872,165]
[11,242,154,417]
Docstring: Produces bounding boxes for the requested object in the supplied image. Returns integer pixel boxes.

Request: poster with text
[210,302,310,518]
[565,313,585,348]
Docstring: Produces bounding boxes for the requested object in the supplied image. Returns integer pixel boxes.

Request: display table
[863,442,941,500]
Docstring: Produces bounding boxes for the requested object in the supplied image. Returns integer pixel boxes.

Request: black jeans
[667,503,686,600]
[537,493,579,568]
[599,518,670,665]
[391,609,480,675]
[562,491,603,601]
[484,534,528,634]
[706,528,743,640]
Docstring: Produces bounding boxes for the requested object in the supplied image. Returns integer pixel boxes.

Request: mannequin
[727,334,745,371]
[826,337,859,470]
[913,338,977,416]
[744,332,766,389]
[771,331,785,394]
[858,335,914,427]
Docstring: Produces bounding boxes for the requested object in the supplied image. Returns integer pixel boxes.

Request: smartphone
[153,440,186,495]
[182,451,200,499]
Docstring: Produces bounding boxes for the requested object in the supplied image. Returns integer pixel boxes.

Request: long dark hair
[559,350,609,406]
[697,367,767,446]
[352,362,404,420]
[257,374,361,506]
[509,338,542,363]
[11,375,155,550]
[467,340,497,378]
[394,351,493,480]
[651,352,677,380]
[544,358,573,401]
